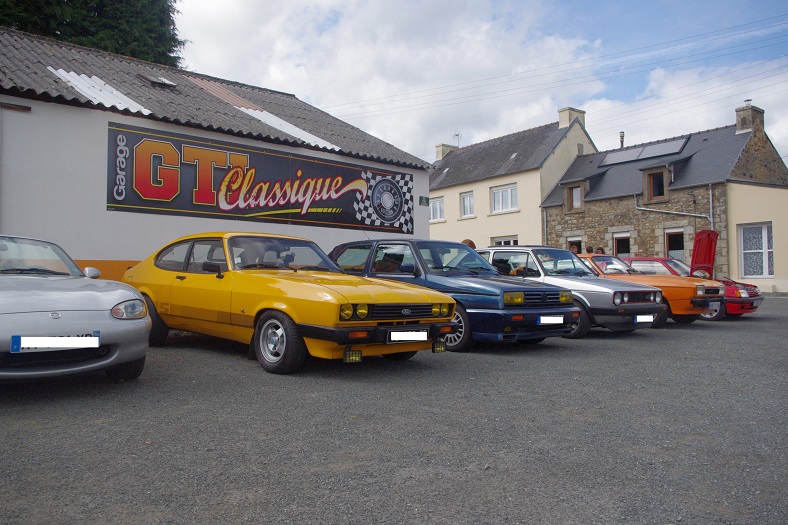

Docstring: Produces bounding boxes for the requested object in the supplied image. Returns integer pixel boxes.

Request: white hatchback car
[0,235,150,381]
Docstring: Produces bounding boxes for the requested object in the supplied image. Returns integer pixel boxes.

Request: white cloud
[175,1,788,163]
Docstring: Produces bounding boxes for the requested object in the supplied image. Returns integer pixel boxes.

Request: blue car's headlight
[112,299,147,319]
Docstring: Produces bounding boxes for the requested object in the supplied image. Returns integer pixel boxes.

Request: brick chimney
[559,107,586,129]
[735,100,765,135]
[435,143,459,161]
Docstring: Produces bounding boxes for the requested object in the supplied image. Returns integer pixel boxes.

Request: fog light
[439,325,454,334]
[432,338,446,353]
[343,348,362,363]
[348,330,370,340]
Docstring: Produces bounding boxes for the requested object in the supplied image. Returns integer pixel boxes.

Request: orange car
[577,254,724,326]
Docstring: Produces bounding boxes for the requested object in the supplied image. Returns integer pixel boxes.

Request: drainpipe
[542,207,547,245]
[633,193,713,225]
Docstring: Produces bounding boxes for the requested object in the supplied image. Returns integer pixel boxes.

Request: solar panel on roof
[599,148,643,166]
[599,137,688,166]
[639,138,687,158]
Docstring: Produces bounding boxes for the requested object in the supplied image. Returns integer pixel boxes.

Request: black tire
[144,295,169,346]
[105,356,145,382]
[700,301,726,321]
[651,302,671,328]
[252,311,307,374]
[445,304,472,352]
[671,314,698,324]
[563,302,591,339]
[382,351,417,361]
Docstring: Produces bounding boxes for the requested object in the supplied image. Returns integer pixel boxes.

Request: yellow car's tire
[253,311,307,374]
[144,295,169,346]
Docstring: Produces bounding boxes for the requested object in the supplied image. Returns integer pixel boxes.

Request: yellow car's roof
[171,231,310,243]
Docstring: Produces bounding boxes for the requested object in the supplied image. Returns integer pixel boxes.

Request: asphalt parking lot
[2,299,786,525]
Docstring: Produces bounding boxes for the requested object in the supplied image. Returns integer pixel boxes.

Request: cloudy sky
[175,0,788,164]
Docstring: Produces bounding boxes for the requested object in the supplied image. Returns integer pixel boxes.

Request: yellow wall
[726,183,788,292]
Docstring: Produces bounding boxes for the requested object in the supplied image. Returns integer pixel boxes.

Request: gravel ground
[2,298,786,525]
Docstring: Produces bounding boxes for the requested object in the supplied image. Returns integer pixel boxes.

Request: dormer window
[643,168,670,203]
[566,184,583,212]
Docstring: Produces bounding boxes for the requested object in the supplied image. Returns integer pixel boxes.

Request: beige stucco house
[428,108,596,247]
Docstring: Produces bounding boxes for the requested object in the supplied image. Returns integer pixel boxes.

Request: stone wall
[544,183,730,274]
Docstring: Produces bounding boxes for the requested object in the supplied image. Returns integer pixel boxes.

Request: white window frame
[739,223,773,278]
[430,197,444,222]
[492,235,518,246]
[491,184,517,213]
[460,191,475,218]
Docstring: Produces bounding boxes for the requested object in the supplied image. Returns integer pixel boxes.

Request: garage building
[0,27,430,279]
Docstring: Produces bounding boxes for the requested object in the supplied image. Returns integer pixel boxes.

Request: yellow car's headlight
[440,304,450,316]
[504,292,524,305]
[696,285,705,296]
[340,304,354,320]
[432,304,441,317]
[356,304,369,319]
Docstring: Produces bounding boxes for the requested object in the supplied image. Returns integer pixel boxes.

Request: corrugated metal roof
[0,26,428,169]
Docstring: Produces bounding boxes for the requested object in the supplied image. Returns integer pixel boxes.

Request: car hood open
[691,229,718,276]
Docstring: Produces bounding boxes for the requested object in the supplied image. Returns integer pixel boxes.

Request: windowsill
[566,207,585,214]
[488,209,520,217]
[643,196,669,205]
[429,219,446,224]
[458,215,476,221]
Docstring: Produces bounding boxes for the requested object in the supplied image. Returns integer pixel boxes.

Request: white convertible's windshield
[0,236,82,276]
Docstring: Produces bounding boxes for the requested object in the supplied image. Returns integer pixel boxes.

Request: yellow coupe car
[577,254,724,326]
[123,232,456,374]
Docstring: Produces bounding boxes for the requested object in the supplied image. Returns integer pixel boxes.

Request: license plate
[388,330,428,343]
[635,315,654,323]
[538,316,564,325]
[11,335,100,353]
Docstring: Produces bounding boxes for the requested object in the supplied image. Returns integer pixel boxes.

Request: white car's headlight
[112,299,147,319]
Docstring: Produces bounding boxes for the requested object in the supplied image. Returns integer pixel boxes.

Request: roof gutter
[633,183,714,230]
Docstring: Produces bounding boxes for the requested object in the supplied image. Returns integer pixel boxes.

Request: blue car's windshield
[415,241,498,275]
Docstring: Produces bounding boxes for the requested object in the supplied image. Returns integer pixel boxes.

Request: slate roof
[0,27,428,169]
[541,124,751,207]
[429,122,571,190]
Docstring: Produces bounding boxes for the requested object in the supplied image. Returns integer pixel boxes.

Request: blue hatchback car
[328,239,579,352]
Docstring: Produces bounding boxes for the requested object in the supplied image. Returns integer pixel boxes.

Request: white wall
[0,96,430,262]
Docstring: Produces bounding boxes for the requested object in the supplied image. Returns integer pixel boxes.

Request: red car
[622,231,763,321]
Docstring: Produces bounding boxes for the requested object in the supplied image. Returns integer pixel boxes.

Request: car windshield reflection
[0,236,82,277]
[415,241,498,275]
[227,236,341,272]
[532,248,595,277]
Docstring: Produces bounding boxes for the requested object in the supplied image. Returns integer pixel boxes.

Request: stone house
[428,108,596,247]
[542,102,788,292]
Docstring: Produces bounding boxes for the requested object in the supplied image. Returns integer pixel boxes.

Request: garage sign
[107,123,414,233]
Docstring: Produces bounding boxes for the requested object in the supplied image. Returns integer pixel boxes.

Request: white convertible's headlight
[112,299,147,319]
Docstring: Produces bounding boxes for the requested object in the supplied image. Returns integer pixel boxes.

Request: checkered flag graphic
[354,170,414,234]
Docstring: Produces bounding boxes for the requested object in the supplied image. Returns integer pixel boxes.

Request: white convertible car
[0,235,150,381]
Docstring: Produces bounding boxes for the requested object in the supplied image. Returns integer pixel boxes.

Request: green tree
[0,0,185,67]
